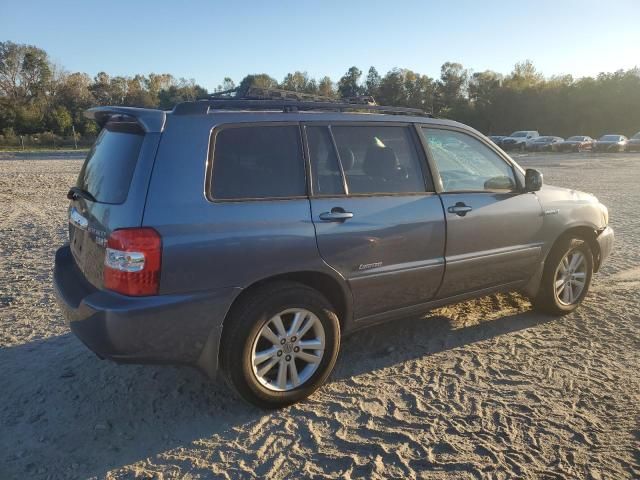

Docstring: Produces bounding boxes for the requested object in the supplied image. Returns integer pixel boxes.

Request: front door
[305,124,446,320]
[420,127,544,298]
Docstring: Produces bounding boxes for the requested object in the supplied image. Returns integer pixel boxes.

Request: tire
[221,281,340,408]
[533,236,593,315]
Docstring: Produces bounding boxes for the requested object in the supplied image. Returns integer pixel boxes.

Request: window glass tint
[423,128,516,192]
[76,122,144,204]
[331,126,427,194]
[307,126,345,195]
[211,126,305,199]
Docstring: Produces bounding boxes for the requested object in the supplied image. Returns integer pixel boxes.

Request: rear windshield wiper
[67,186,96,202]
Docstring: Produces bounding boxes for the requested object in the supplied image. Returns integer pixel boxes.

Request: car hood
[540,184,598,202]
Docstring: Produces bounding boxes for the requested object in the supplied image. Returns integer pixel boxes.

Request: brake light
[104,228,161,296]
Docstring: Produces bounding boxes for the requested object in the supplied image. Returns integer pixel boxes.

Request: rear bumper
[596,226,614,271]
[53,245,240,377]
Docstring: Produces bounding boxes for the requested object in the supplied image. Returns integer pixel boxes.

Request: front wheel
[533,237,593,315]
[221,282,340,408]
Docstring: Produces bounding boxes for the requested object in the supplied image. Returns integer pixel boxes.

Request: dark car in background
[555,135,595,153]
[488,135,507,147]
[594,134,628,152]
[500,130,540,151]
[526,136,564,152]
[626,132,640,152]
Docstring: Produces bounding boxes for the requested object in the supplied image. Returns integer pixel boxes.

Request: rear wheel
[221,282,340,408]
[533,237,593,315]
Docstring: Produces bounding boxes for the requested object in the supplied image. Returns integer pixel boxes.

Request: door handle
[319,208,354,222]
[447,202,473,216]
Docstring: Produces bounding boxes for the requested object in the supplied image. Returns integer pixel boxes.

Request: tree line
[1,40,639,146]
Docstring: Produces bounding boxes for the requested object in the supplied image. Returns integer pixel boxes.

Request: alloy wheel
[250,308,325,391]
[554,250,587,305]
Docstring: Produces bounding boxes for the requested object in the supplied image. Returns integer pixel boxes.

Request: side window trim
[419,125,524,194]
[301,125,347,197]
[327,125,350,195]
[206,121,309,202]
[303,121,436,198]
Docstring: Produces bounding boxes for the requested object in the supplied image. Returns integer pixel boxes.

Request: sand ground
[0,151,638,479]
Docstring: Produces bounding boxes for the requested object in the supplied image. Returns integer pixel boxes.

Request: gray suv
[54,97,614,408]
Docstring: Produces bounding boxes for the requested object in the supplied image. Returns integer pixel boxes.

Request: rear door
[305,123,446,320]
[69,117,160,288]
[420,127,544,298]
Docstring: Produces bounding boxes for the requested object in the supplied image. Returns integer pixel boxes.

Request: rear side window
[211,125,305,200]
[331,126,427,194]
[76,121,144,204]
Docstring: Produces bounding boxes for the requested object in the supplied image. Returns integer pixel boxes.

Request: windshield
[633,133,640,140]
[535,137,552,142]
[567,136,584,141]
[510,131,528,137]
[76,122,144,204]
[600,135,621,141]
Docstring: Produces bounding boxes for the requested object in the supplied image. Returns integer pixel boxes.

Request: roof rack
[173,87,432,117]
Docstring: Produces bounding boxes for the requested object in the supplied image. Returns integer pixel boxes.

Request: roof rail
[173,99,431,117]
[173,87,432,117]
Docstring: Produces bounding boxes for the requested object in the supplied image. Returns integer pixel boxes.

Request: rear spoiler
[84,106,166,133]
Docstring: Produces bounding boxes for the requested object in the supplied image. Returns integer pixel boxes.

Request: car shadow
[0,305,555,479]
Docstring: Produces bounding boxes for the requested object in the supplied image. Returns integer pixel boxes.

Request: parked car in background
[527,136,564,152]
[554,136,595,153]
[626,132,640,152]
[594,134,628,152]
[488,135,507,146]
[500,131,540,151]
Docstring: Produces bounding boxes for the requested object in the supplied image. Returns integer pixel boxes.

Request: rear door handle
[319,208,354,222]
[447,202,473,216]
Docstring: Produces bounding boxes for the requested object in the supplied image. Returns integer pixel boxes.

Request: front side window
[330,126,427,194]
[422,128,516,192]
[211,125,305,200]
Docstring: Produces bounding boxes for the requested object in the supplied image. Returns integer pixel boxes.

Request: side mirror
[525,168,543,192]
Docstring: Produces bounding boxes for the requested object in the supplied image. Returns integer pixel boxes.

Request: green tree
[237,74,278,96]
[280,71,318,94]
[337,66,363,98]
[0,41,51,101]
[48,106,72,134]
[318,76,335,98]
[365,66,381,98]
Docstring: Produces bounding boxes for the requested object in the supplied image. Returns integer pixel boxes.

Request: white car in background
[500,130,540,151]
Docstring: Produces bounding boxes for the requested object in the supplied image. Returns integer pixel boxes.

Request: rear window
[76,121,144,204]
[210,125,305,200]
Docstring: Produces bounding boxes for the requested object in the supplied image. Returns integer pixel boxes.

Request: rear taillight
[104,228,161,296]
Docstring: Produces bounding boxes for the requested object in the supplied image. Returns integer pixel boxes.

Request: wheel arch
[215,270,352,369]
[522,224,602,299]
[548,225,602,272]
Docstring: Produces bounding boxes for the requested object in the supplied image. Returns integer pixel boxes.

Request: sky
[2,0,639,91]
